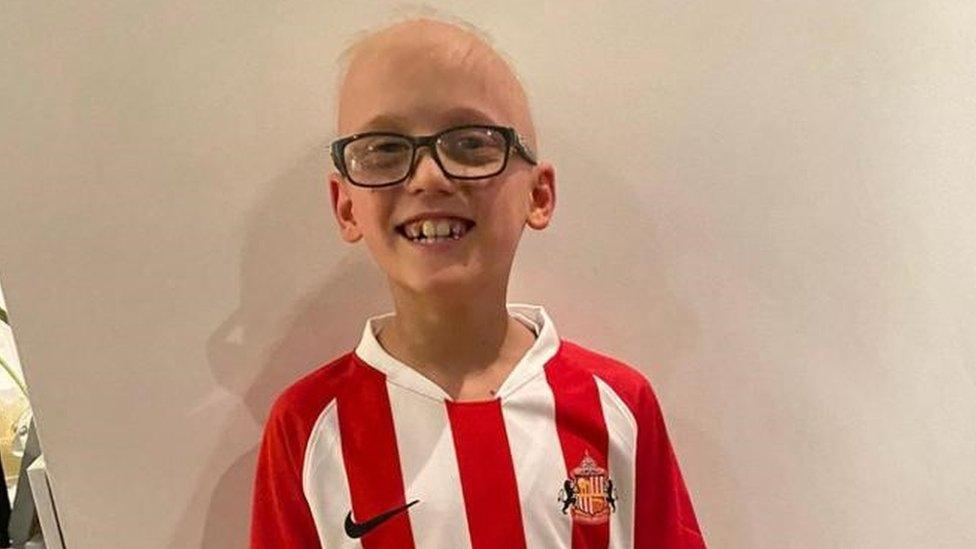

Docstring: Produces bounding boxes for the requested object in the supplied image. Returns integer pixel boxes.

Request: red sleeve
[250,397,322,548]
[633,380,707,548]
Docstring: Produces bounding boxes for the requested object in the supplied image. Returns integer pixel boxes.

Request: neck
[377,279,535,383]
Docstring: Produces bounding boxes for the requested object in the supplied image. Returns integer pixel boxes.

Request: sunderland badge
[557,450,617,524]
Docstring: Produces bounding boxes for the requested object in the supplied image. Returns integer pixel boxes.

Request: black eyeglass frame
[330,124,538,188]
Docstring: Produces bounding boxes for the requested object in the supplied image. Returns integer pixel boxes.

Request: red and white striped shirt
[251,303,706,548]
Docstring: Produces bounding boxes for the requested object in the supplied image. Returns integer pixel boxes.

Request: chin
[396,271,483,297]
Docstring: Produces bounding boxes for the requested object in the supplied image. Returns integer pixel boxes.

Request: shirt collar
[353,302,560,402]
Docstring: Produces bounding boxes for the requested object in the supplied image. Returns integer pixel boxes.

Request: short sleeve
[250,400,322,548]
[633,381,707,548]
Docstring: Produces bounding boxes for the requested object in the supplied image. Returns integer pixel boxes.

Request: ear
[329,171,363,243]
[526,161,556,230]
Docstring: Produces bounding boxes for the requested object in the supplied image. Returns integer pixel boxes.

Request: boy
[250,13,706,549]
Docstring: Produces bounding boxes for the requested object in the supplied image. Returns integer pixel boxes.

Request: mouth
[395,218,477,245]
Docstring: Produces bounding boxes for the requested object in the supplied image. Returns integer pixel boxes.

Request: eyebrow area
[359,106,501,133]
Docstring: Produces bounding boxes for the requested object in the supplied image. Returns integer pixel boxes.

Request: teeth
[402,218,470,242]
[436,220,451,237]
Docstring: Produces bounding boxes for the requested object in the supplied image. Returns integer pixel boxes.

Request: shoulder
[263,351,360,436]
[554,338,662,418]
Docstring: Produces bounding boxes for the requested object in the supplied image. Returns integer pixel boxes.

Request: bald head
[334,17,539,155]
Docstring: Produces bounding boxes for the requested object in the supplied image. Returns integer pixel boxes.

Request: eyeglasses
[330,124,537,188]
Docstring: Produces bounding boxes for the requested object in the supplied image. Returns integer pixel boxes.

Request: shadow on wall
[168,143,391,549]
[168,114,733,546]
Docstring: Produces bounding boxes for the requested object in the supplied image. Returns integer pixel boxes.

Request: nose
[403,147,455,194]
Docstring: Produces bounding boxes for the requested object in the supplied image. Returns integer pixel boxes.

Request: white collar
[353,302,560,402]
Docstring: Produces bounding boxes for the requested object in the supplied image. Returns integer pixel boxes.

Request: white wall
[1,1,974,547]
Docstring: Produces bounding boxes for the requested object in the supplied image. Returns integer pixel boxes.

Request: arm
[633,381,707,548]
[250,401,322,548]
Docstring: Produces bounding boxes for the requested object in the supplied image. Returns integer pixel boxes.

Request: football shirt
[251,303,705,548]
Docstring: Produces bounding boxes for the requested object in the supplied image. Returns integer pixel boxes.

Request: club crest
[557,450,617,524]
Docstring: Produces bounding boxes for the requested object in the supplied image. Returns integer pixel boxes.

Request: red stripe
[446,400,527,549]
[337,361,415,548]
[546,363,611,549]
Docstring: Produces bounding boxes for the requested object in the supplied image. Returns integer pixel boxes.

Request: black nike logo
[344,499,420,539]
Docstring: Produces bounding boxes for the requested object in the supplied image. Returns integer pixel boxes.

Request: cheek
[480,202,528,251]
[364,222,397,255]
[351,196,396,239]
[353,213,395,261]
[479,177,532,226]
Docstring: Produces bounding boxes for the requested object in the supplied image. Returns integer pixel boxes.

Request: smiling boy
[251,13,706,549]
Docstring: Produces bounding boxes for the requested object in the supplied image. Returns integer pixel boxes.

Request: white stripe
[354,303,561,403]
[303,400,361,548]
[387,382,473,548]
[594,376,638,549]
[502,373,573,548]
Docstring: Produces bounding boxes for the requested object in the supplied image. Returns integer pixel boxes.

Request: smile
[395,218,476,246]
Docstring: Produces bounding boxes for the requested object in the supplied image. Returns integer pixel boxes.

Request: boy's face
[329,24,555,300]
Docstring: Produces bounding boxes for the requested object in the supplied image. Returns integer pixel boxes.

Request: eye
[438,128,507,169]
[456,135,492,149]
[370,140,410,154]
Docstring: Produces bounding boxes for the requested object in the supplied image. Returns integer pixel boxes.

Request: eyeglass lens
[344,127,508,186]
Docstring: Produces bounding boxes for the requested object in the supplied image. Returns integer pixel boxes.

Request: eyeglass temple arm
[513,132,538,164]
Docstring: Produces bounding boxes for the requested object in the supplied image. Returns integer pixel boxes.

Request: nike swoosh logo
[344,499,420,539]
